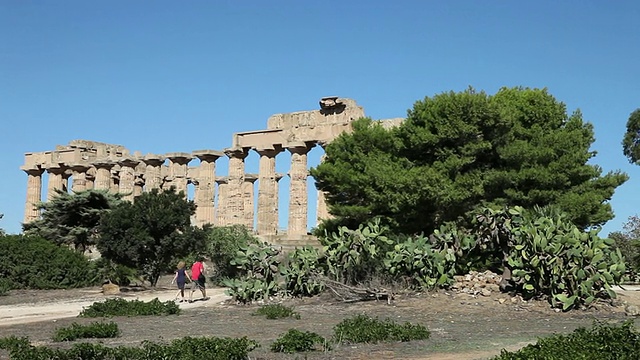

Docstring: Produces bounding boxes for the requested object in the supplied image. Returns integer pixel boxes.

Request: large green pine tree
[23,190,121,252]
[311,87,628,234]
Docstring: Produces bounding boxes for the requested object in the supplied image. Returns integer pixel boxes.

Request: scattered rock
[625,304,640,316]
[481,288,492,297]
[102,282,120,295]
[498,298,506,304]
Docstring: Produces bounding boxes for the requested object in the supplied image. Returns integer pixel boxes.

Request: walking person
[171,261,189,303]
[189,257,208,303]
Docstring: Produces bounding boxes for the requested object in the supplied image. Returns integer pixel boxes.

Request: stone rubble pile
[452,270,502,296]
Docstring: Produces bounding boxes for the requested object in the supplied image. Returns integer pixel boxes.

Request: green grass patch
[333,314,430,344]
[271,329,329,353]
[78,297,180,317]
[0,335,259,360]
[252,303,300,319]
[53,321,120,342]
[492,320,640,360]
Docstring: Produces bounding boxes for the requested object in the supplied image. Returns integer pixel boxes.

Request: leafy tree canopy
[23,190,121,252]
[311,87,628,234]
[622,109,640,165]
[97,188,206,286]
[609,215,640,273]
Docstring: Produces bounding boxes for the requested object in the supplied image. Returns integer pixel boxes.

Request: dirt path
[0,287,231,327]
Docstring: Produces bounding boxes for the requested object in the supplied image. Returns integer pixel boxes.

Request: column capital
[165,152,193,165]
[142,154,166,166]
[45,164,67,175]
[193,149,225,162]
[224,147,249,160]
[286,141,316,154]
[69,163,90,172]
[93,160,116,170]
[244,173,259,183]
[21,166,44,176]
[117,158,140,168]
[254,146,283,157]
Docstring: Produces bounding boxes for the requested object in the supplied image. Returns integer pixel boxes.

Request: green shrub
[53,322,120,342]
[0,278,10,296]
[383,223,475,289]
[78,297,180,317]
[280,246,325,297]
[0,235,98,290]
[271,329,328,353]
[474,206,626,310]
[0,335,259,360]
[492,321,640,360]
[224,242,282,303]
[90,258,138,286]
[319,219,394,285]
[253,304,300,319]
[204,225,260,283]
[333,314,430,344]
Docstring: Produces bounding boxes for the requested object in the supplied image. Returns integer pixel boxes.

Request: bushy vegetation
[53,322,120,342]
[78,298,180,317]
[0,335,259,360]
[98,188,206,286]
[23,190,121,252]
[224,209,625,311]
[91,258,139,286]
[0,234,98,290]
[609,214,640,281]
[202,225,259,283]
[492,321,640,360]
[333,314,430,344]
[271,329,328,353]
[253,304,300,319]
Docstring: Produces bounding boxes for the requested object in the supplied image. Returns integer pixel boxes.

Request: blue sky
[1,1,639,236]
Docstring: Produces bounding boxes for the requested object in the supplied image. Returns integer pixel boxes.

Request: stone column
[224,148,249,226]
[242,174,258,231]
[46,165,66,200]
[316,153,331,224]
[166,153,192,197]
[22,167,44,223]
[256,147,283,235]
[93,161,115,191]
[62,170,70,193]
[85,167,96,190]
[70,164,90,192]
[134,177,144,197]
[110,165,120,194]
[193,150,223,227]
[142,155,165,191]
[118,158,139,202]
[287,143,314,236]
[215,177,229,226]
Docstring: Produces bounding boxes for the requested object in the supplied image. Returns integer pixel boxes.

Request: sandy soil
[1,282,639,360]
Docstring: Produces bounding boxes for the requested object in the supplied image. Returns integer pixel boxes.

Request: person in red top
[189,257,208,303]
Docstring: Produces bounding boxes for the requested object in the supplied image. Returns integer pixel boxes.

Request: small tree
[0,213,5,236]
[23,190,121,252]
[97,188,205,286]
[622,109,640,164]
[609,215,640,276]
[202,225,259,282]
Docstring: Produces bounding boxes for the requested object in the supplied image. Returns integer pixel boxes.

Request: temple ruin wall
[21,97,403,248]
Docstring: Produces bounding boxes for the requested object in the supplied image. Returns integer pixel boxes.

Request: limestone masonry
[21,97,402,247]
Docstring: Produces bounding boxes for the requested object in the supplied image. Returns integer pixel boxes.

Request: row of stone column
[23,144,331,236]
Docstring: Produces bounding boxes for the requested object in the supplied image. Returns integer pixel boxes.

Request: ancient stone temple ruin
[21,97,403,247]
